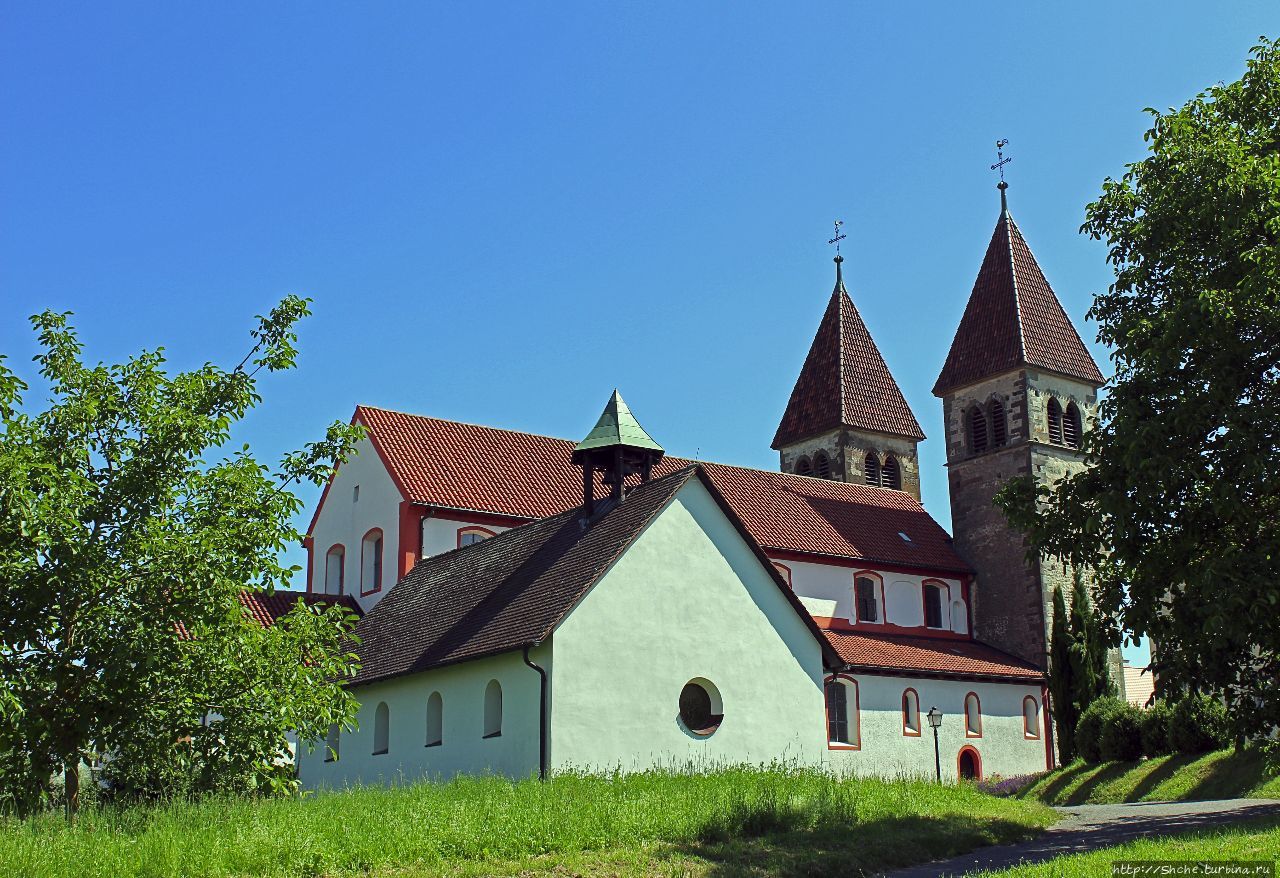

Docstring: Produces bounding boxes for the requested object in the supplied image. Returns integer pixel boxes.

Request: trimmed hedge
[1076,697,1126,764]
[1140,701,1173,757]
[1169,695,1230,755]
[1100,702,1144,762]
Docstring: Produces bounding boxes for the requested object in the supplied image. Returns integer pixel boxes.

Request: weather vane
[990,139,1011,183]
[828,219,846,256]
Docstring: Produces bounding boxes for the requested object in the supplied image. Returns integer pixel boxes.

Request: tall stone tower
[773,254,926,498]
[933,184,1105,668]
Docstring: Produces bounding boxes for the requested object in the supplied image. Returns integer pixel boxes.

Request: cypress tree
[1049,582,1076,764]
[1069,568,1114,717]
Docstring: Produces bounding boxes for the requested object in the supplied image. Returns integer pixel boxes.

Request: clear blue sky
[3,3,1275,663]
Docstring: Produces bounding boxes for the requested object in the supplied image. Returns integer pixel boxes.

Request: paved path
[882,798,1280,877]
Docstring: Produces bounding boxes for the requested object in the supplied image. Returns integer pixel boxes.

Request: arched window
[825,676,859,748]
[923,581,946,629]
[1023,696,1040,739]
[864,452,881,486]
[458,526,496,548]
[813,451,832,479]
[361,528,384,595]
[771,562,793,588]
[854,574,882,624]
[881,455,901,491]
[324,724,340,762]
[373,701,389,755]
[964,692,982,738]
[968,406,988,453]
[989,399,1007,447]
[902,688,921,736]
[324,545,344,595]
[795,456,813,477]
[426,691,443,747]
[483,680,502,739]
[1047,398,1064,445]
[951,599,969,634]
[958,746,982,781]
[1064,402,1082,449]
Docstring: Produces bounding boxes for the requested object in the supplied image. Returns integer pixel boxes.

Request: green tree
[1068,570,1113,711]
[997,38,1280,748]
[0,298,364,818]
[1048,582,1076,765]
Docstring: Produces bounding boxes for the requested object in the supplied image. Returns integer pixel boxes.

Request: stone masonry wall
[779,429,921,500]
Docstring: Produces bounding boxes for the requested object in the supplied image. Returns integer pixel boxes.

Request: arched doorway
[958,746,982,781]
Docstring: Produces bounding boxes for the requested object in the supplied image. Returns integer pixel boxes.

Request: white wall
[420,515,512,559]
[777,557,967,634]
[308,436,402,612]
[824,674,1047,780]
[297,647,549,789]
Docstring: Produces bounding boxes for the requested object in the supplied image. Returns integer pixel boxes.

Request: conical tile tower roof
[933,198,1104,396]
[772,258,925,449]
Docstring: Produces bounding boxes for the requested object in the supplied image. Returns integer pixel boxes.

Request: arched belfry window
[864,453,881,486]
[813,451,832,480]
[1047,398,1064,445]
[881,455,901,491]
[795,456,813,477]
[1064,402,1082,449]
[968,406,988,453]
[989,399,1007,447]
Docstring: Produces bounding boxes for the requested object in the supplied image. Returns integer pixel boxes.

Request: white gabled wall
[549,478,828,772]
[308,435,402,612]
[779,557,968,634]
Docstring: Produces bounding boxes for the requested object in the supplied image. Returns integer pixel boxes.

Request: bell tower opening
[572,390,665,519]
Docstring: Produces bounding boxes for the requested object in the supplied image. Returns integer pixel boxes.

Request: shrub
[1076,696,1125,764]
[1169,695,1230,755]
[1100,702,1144,762]
[1140,701,1173,757]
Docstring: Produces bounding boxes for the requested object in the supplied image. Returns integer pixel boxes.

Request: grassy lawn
[1017,748,1280,806]
[970,815,1280,876]
[0,768,1057,878]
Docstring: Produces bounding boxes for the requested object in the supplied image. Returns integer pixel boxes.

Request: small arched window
[373,701,390,755]
[923,581,946,629]
[864,453,881,486]
[483,680,502,739]
[902,688,921,736]
[989,399,1007,447]
[458,526,496,548]
[324,724,340,762]
[771,562,793,588]
[1023,696,1040,739]
[854,575,882,624]
[1047,398,1064,445]
[795,456,813,476]
[964,692,982,738]
[361,529,384,595]
[813,451,832,480]
[1064,402,1082,449]
[968,406,988,453]
[426,691,443,747]
[825,677,859,748]
[325,545,344,595]
[881,455,901,491]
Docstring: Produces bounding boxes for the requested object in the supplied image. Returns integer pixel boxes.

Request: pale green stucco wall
[548,478,828,772]
[297,646,549,789]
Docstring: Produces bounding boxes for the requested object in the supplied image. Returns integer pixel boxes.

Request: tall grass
[0,766,1054,878]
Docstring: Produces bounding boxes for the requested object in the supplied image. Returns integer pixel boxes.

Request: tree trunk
[64,756,80,822]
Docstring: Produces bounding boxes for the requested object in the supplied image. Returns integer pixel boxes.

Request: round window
[679,678,723,736]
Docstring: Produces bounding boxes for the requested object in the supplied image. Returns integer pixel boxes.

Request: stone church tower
[933,184,1105,669]
[773,254,926,498]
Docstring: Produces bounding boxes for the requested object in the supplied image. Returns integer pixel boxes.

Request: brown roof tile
[825,630,1044,681]
[772,269,925,448]
[353,407,969,574]
[933,209,1105,396]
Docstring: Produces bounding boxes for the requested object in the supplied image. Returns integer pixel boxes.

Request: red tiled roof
[825,630,1043,681]
[933,208,1105,396]
[353,406,970,574]
[773,272,925,447]
[239,590,362,628]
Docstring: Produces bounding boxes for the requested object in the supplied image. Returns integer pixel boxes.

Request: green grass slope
[971,815,1280,877]
[0,768,1056,878]
[1017,748,1280,806]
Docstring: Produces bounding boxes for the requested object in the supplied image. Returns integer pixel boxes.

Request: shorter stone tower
[773,255,926,498]
[934,183,1105,668]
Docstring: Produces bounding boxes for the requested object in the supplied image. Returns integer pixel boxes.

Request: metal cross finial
[827,219,846,256]
[990,139,1012,182]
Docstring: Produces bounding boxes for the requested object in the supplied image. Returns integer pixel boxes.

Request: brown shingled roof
[825,630,1044,682]
[351,466,840,685]
[240,590,362,628]
[351,406,969,574]
[772,265,926,448]
[933,207,1105,396]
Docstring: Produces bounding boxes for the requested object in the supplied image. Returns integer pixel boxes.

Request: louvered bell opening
[990,400,1007,447]
[1063,403,1081,449]
[969,407,988,454]
[814,451,832,480]
[1047,398,1064,445]
[864,453,881,486]
[882,455,901,491]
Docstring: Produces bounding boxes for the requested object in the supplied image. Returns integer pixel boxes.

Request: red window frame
[361,528,384,596]
[824,674,860,750]
[922,578,948,630]
[852,570,884,625]
[457,525,497,548]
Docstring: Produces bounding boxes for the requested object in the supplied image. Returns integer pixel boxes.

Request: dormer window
[361,528,384,595]
[854,574,882,624]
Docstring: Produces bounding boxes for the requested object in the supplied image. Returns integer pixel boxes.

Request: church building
[295,185,1105,788]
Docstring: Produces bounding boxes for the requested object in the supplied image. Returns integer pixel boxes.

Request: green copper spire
[574,389,664,456]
